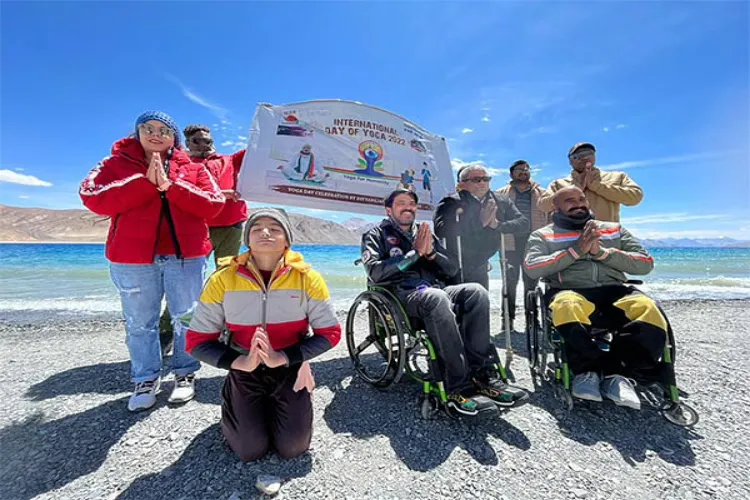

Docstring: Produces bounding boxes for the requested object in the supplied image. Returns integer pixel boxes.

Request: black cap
[384,188,418,207]
[509,159,529,173]
[568,142,596,157]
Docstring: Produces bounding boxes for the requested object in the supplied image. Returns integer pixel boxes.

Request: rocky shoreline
[1,300,749,500]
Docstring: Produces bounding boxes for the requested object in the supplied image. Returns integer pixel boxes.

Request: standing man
[539,143,643,222]
[434,165,528,290]
[184,124,248,266]
[495,160,549,332]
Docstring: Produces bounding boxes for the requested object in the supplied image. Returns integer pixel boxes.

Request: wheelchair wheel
[346,290,406,389]
[405,331,432,384]
[660,401,699,428]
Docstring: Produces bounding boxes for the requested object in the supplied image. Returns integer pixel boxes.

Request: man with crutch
[434,165,528,363]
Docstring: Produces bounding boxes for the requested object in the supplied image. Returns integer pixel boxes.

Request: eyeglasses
[465,176,492,183]
[569,150,595,161]
[190,137,213,145]
[512,167,530,173]
[138,123,175,139]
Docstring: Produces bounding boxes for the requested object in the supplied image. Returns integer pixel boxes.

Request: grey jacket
[523,221,654,289]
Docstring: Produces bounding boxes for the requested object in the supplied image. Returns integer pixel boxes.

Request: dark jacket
[361,218,459,292]
[433,190,529,277]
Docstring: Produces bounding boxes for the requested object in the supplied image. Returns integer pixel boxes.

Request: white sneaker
[168,374,195,404]
[128,378,160,412]
[571,371,603,402]
[601,375,641,410]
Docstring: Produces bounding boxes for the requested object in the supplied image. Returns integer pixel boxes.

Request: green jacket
[523,221,654,289]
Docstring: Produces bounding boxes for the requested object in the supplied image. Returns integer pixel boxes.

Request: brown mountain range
[0,204,363,245]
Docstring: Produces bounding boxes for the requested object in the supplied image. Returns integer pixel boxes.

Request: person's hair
[459,165,487,182]
[183,124,211,138]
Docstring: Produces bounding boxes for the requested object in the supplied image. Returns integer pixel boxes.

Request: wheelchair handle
[354,258,363,266]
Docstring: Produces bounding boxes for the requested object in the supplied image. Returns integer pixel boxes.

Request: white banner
[236,100,455,219]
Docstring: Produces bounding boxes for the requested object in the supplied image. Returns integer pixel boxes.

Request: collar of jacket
[382,217,418,241]
[553,210,593,230]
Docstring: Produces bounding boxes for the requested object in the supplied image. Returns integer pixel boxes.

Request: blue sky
[1,2,748,239]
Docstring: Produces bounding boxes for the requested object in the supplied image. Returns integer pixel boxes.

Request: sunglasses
[569,150,595,161]
[138,123,174,139]
[465,176,492,183]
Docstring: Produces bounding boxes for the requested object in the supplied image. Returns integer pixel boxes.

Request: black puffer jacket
[434,190,528,276]
[360,218,458,292]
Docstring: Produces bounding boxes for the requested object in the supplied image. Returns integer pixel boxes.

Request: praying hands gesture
[413,223,434,258]
[577,220,601,255]
[229,328,314,392]
[480,197,498,228]
[146,152,171,191]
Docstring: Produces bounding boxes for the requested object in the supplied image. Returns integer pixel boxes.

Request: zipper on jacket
[591,260,600,286]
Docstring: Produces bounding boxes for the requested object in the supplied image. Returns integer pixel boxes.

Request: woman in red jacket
[80,111,225,412]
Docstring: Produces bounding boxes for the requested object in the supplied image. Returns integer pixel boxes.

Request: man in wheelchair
[360,189,529,417]
[523,186,665,410]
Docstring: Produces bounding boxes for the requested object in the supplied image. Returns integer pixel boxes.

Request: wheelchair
[524,279,699,427]
[345,259,510,419]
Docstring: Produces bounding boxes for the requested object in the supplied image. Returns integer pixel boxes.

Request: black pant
[502,250,537,321]
[549,286,668,376]
[221,365,312,462]
[461,262,490,290]
[398,283,498,392]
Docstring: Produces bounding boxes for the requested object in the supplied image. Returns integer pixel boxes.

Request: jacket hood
[111,137,191,165]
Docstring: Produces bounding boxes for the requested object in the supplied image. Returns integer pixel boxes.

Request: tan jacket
[539,168,643,222]
[496,181,550,251]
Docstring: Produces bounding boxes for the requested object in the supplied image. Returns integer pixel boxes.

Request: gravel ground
[1,300,749,500]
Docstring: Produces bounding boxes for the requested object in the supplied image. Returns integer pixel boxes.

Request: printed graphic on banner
[236,100,455,218]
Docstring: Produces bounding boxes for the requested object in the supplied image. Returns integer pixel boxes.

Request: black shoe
[445,393,497,417]
[474,375,529,408]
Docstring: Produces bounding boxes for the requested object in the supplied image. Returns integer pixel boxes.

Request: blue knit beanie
[134,111,181,148]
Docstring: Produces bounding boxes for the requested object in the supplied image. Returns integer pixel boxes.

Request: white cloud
[451,158,501,177]
[164,73,229,120]
[602,127,610,132]
[14,167,24,172]
[599,151,729,171]
[18,195,31,199]
[221,140,234,147]
[237,135,248,141]
[461,128,474,134]
[616,124,627,129]
[481,117,491,123]
[0,170,53,187]
[623,213,730,225]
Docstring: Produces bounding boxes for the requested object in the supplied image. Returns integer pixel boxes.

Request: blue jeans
[110,256,205,383]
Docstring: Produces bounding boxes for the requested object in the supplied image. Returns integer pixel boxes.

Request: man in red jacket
[184,124,248,265]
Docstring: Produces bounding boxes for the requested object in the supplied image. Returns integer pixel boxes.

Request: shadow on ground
[118,424,313,500]
[319,354,531,472]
